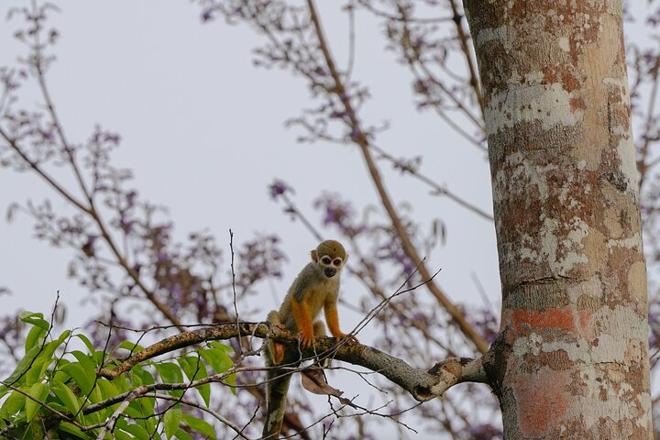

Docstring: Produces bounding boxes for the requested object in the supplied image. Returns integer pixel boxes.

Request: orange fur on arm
[291,298,314,339]
[324,301,344,338]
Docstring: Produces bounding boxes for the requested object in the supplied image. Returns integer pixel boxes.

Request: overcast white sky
[0,1,652,438]
[0,1,497,333]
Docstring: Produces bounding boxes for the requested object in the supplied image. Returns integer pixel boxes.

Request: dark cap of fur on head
[316,240,346,259]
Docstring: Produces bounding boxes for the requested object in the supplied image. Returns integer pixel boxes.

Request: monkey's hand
[335,332,359,345]
[299,329,316,349]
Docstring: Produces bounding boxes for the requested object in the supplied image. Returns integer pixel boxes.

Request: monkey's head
[311,240,347,278]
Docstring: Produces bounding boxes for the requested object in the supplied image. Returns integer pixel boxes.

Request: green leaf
[19,311,49,330]
[62,362,95,395]
[155,363,184,398]
[52,382,80,414]
[97,379,119,400]
[178,356,210,406]
[24,330,73,388]
[199,343,232,374]
[118,340,144,353]
[59,421,92,439]
[127,365,156,414]
[92,351,106,366]
[174,429,194,440]
[122,423,151,440]
[71,350,98,374]
[125,396,155,422]
[113,375,131,393]
[226,372,237,396]
[74,334,96,354]
[37,330,72,367]
[47,401,69,414]
[182,414,216,439]
[24,325,46,352]
[155,362,183,383]
[24,356,48,386]
[52,369,68,385]
[1,343,43,389]
[115,430,137,440]
[164,408,182,439]
[54,329,73,347]
[131,365,155,386]
[93,379,118,422]
[210,341,233,354]
[0,390,26,418]
[137,415,159,437]
[25,382,49,422]
[24,332,66,386]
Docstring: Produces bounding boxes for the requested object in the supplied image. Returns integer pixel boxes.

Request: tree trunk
[463,1,653,438]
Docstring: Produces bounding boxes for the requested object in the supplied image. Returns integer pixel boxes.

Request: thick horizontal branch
[99,323,488,401]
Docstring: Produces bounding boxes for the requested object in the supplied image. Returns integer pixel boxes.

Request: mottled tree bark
[463,1,652,438]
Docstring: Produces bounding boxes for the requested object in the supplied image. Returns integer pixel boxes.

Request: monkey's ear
[344,254,349,264]
[310,249,318,262]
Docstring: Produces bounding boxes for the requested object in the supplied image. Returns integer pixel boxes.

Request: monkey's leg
[266,310,286,364]
[313,320,326,337]
[291,299,315,348]
[312,320,331,367]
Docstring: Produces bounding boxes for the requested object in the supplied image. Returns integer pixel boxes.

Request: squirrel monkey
[263,240,354,438]
[266,239,352,362]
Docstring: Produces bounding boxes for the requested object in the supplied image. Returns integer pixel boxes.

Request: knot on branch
[412,357,486,401]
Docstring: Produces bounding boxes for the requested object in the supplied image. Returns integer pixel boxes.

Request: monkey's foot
[337,334,359,345]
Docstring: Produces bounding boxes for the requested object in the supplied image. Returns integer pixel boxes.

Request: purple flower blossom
[313,193,364,238]
[201,9,214,22]
[268,179,292,200]
[349,127,362,142]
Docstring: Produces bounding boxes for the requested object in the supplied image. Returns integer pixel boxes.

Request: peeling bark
[463,1,652,438]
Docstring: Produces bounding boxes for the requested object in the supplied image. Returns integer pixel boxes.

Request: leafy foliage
[0,311,234,439]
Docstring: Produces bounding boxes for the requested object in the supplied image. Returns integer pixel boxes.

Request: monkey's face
[312,240,347,278]
[319,254,344,278]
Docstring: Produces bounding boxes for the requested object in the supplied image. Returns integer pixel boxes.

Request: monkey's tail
[262,364,293,439]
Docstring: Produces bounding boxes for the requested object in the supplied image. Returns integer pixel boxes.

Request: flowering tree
[0,0,658,439]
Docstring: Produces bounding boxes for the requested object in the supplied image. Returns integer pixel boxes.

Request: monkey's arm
[324,296,346,339]
[291,297,315,348]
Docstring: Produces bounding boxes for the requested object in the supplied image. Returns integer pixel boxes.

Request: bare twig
[447,0,483,114]
[230,229,244,355]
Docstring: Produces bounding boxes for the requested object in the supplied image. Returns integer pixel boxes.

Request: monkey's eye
[321,256,332,265]
[332,258,342,267]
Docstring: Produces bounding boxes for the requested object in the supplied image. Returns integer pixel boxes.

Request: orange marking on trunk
[514,368,570,437]
[578,310,591,330]
[512,308,575,333]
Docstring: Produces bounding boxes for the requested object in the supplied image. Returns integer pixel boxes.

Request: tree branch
[98,323,488,402]
[447,0,484,116]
